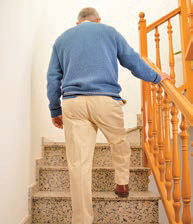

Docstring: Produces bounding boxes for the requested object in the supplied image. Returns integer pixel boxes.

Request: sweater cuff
[153,73,161,84]
[50,107,62,118]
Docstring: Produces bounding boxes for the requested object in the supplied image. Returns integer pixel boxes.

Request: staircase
[30,115,161,224]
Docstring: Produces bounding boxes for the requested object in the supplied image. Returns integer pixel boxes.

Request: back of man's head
[77,7,101,24]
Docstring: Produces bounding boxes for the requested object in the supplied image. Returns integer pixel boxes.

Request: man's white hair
[77,7,100,21]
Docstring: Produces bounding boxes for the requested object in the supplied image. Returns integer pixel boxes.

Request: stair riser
[43,146,142,167]
[127,129,142,146]
[39,169,148,192]
[32,198,158,224]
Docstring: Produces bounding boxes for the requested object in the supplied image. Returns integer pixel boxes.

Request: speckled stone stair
[32,191,160,224]
[38,165,149,192]
[42,143,142,167]
[31,128,161,224]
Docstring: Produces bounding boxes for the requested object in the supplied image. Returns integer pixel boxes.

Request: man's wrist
[50,107,62,118]
[153,72,161,84]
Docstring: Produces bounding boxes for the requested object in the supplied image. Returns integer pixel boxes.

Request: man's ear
[96,18,101,23]
[76,21,80,25]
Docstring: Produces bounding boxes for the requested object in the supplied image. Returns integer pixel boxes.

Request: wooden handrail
[146,7,181,32]
[142,57,193,125]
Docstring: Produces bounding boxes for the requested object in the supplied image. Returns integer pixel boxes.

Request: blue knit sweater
[47,22,161,118]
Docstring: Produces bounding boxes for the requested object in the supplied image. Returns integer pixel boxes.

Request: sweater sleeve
[115,30,161,84]
[47,44,63,118]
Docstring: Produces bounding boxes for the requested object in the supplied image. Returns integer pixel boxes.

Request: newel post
[138,12,149,168]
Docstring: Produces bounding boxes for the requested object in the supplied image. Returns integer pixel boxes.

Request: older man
[47,7,170,224]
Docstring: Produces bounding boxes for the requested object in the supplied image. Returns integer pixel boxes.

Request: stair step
[43,143,142,167]
[38,166,149,192]
[32,191,160,224]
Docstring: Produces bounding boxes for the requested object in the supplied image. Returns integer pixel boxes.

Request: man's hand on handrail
[160,72,171,81]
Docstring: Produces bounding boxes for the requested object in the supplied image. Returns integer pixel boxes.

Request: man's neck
[81,20,91,23]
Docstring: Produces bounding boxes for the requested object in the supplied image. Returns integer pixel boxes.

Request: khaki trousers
[62,95,131,224]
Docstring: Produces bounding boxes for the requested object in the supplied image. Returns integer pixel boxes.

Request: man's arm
[47,44,63,119]
[115,30,169,83]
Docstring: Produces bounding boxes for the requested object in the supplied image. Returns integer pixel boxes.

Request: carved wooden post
[191,142,193,156]
[139,12,148,168]
[171,103,181,223]
[167,19,175,83]
[155,27,161,69]
[161,18,174,202]
[147,85,153,153]
[167,17,181,222]
[151,83,159,166]
[155,27,165,182]
[163,92,172,201]
[180,114,191,224]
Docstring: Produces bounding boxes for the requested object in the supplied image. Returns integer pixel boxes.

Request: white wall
[0,0,35,223]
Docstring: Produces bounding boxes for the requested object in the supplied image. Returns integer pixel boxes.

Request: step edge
[32,191,161,201]
[38,166,150,171]
[43,143,142,149]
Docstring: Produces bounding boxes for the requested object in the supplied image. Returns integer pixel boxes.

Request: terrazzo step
[38,166,149,192]
[32,191,160,224]
[42,143,142,167]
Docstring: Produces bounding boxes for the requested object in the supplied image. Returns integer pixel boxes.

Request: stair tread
[32,191,160,200]
[38,165,150,171]
[43,142,142,149]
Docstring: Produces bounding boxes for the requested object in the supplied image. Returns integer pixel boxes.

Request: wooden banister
[139,3,192,223]
[142,57,193,126]
[146,7,181,32]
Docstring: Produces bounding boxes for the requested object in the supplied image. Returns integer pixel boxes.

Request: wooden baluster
[155,27,165,181]
[147,84,153,153]
[163,92,172,201]
[151,83,159,166]
[191,142,193,156]
[167,19,175,83]
[180,114,191,224]
[146,80,153,184]
[145,82,153,183]
[162,18,174,202]
[157,85,165,182]
[171,103,181,223]
[168,18,181,222]
[155,27,161,69]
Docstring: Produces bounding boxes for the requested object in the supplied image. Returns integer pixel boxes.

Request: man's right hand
[52,115,63,129]
[160,72,171,81]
